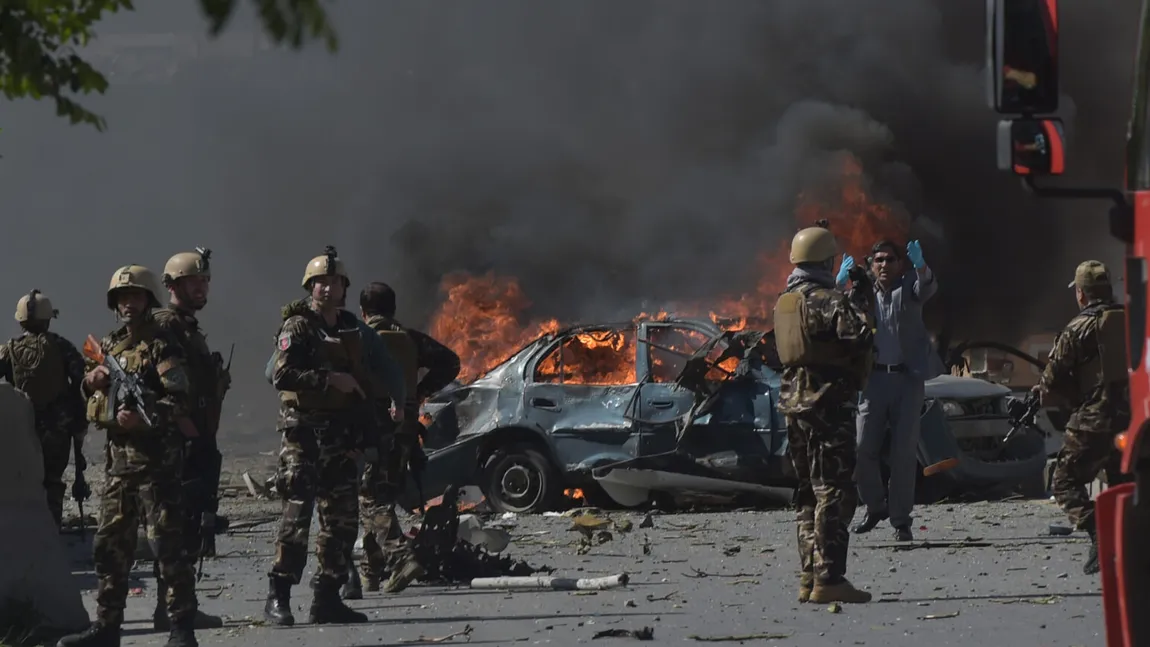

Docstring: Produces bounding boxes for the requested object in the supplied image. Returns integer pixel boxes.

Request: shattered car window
[533,328,638,385]
[648,326,711,383]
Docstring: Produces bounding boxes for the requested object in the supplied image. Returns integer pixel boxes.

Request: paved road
[60,489,1103,647]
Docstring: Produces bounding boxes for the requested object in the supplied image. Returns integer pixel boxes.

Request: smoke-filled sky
[0,0,1139,438]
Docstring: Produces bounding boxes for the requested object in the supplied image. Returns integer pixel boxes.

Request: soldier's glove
[835,254,855,286]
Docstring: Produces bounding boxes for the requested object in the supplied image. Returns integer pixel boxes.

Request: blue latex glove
[835,255,855,286]
[906,240,925,269]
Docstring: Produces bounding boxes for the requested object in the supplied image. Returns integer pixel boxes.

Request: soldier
[0,290,87,530]
[263,246,405,626]
[57,265,200,647]
[149,248,231,632]
[1035,260,1132,575]
[352,281,461,595]
[772,226,875,605]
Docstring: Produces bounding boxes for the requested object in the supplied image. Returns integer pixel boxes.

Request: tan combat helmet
[301,245,350,290]
[789,226,839,264]
[106,264,162,310]
[14,289,58,323]
[162,247,212,286]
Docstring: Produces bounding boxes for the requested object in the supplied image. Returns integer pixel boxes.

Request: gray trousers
[855,370,925,528]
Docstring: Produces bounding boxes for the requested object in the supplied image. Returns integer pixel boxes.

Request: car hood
[924,374,1011,399]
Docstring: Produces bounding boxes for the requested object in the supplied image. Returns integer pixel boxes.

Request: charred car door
[521,325,642,471]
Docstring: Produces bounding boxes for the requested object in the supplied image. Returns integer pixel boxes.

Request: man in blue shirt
[836,239,944,542]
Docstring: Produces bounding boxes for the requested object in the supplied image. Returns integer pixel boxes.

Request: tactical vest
[86,325,159,429]
[773,282,872,381]
[156,309,222,433]
[367,318,419,404]
[1081,302,1128,386]
[279,315,371,412]
[8,333,66,409]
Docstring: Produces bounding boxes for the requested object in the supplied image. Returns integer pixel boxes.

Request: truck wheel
[482,443,563,514]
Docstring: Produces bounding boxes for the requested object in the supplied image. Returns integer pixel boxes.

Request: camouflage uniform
[1039,260,1132,574]
[59,265,199,647]
[264,248,401,627]
[358,314,460,592]
[773,226,875,605]
[0,290,86,529]
[149,249,231,632]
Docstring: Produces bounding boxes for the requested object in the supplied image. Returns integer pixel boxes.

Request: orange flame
[428,155,909,386]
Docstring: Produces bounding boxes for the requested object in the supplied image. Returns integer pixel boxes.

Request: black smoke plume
[1,0,1139,438]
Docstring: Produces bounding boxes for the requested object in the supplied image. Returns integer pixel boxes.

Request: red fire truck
[988,1,1149,643]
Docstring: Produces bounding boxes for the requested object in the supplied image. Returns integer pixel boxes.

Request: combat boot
[1083,526,1100,575]
[153,577,224,631]
[263,576,295,626]
[162,618,197,647]
[56,622,121,647]
[383,557,425,594]
[341,571,363,600]
[308,578,369,625]
[808,578,873,604]
[364,571,381,592]
[798,573,813,603]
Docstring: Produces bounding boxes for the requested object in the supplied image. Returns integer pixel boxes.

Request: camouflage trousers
[785,406,859,585]
[94,444,197,627]
[269,423,359,587]
[359,433,416,580]
[37,425,73,530]
[1052,428,1133,534]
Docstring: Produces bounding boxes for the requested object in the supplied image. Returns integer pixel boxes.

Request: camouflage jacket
[83,317,191,438]
[153,306,230,436]
[364,315,461,404]
[1039,300,1131,433]
[777,276,875,416]
[0,331,86,433]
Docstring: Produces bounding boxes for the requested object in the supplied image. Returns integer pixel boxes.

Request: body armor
[279,319,371,411]
[1082,302,1129,386]
[366,319,419,405]
[773,283,872,382]
[8,333,65,409]
[86,327,158,428]
[155,309,225,435]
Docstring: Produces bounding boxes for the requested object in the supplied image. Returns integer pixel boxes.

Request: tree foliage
[0,0,339,130]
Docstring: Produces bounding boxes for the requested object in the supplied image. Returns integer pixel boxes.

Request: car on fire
[398,317,1049,514]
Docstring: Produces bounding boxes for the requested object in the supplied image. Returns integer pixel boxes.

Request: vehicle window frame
[527,325,639,386]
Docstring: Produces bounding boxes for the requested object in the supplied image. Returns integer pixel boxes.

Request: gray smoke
[0,0,1139,438]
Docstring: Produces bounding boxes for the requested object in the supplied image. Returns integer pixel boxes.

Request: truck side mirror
[986,0,1060,114]
[997,118,1066,175]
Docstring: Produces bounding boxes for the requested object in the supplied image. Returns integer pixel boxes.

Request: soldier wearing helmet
[1036,260,1133,575]
[263,246,406,627]
[0,289,86,530]
[59,265,201,647]
[772,225,875,606]
[149,248,229,633]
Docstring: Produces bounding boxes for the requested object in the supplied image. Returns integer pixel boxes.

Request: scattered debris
[396,624,475,644]
[645,591,677,602]
[920,611,961,620]
[688,633,792,642]
[242,472,269,499]
[639,513,655,528]
[826,602,842,614]
[592,627,655,640]
[684,567,760,578]
[1047,524,1073,536]
[470,573,629,591]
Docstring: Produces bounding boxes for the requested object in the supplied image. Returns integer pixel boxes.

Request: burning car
[399,317,1048,514]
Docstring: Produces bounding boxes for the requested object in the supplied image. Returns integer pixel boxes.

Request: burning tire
[481,442,563,514]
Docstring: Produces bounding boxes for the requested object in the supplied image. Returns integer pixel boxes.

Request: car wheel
[482,443,563,514]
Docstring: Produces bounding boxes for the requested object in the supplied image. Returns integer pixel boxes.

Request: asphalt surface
[56,447,1105,647]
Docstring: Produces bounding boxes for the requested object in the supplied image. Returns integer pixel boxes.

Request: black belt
[874,363,906,373]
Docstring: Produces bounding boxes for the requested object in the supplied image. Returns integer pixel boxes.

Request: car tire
[482,442,563,514]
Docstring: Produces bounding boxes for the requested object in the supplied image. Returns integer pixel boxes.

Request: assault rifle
[82,334,153,428]
[999,390,1044,456]
[71,435,91,538]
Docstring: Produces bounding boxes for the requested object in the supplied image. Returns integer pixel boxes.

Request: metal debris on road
[396,624,475,644]
[688,633,793,642]
[920,611,961,620]
[470,573,629,590]
[592,627,655,640]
